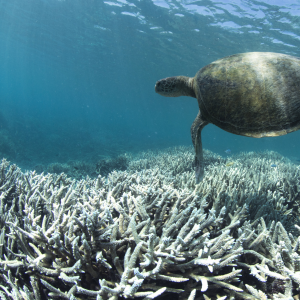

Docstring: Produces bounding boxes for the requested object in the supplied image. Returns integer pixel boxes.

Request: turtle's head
[155,76,196,98]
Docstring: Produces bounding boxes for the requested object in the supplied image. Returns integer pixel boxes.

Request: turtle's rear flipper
[194,158,204,183]
[191,112,208,183]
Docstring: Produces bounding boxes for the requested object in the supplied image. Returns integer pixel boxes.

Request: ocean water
[0,0,300,172]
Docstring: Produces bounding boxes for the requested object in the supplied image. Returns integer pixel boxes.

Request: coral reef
[0,147,299,299]
[96,155,129,177]
[43,155,129,180]
[46,160,96,180]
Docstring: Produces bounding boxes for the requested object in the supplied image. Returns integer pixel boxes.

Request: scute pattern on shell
[195,52,300,137]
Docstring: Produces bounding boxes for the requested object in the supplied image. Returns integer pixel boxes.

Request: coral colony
[0,146,300,299]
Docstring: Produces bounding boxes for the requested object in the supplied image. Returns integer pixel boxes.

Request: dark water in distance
[1,0,300,171]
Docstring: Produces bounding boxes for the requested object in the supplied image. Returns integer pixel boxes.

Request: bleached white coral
[0,147,299,299]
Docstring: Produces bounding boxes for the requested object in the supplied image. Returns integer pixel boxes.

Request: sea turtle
[155,52,300,183]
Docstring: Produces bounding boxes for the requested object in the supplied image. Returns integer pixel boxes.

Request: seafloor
[0,146,299,300]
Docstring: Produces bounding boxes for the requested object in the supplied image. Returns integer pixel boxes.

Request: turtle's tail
[155,76,196,98]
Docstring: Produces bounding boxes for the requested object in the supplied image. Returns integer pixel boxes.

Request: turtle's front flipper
[191,112,208,183]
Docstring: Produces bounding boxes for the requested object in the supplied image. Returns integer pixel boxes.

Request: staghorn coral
[45,154,130,180]
[96,154,129,177]
[129,147,300,231]
[0,147,299,299]
[46,160,97,180]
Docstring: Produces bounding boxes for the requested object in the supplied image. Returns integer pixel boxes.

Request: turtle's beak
[154,81,160,93]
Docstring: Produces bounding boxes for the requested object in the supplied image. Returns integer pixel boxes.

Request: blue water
[1,0,300,171]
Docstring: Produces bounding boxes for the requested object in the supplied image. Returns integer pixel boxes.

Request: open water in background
[0,0,300,171]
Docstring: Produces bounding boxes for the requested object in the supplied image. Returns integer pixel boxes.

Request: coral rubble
[0,147,299,299]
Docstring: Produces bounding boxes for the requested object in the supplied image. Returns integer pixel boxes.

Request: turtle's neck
[177,76,196,98]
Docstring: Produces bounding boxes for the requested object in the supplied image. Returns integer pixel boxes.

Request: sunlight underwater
[1,0,300,299]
